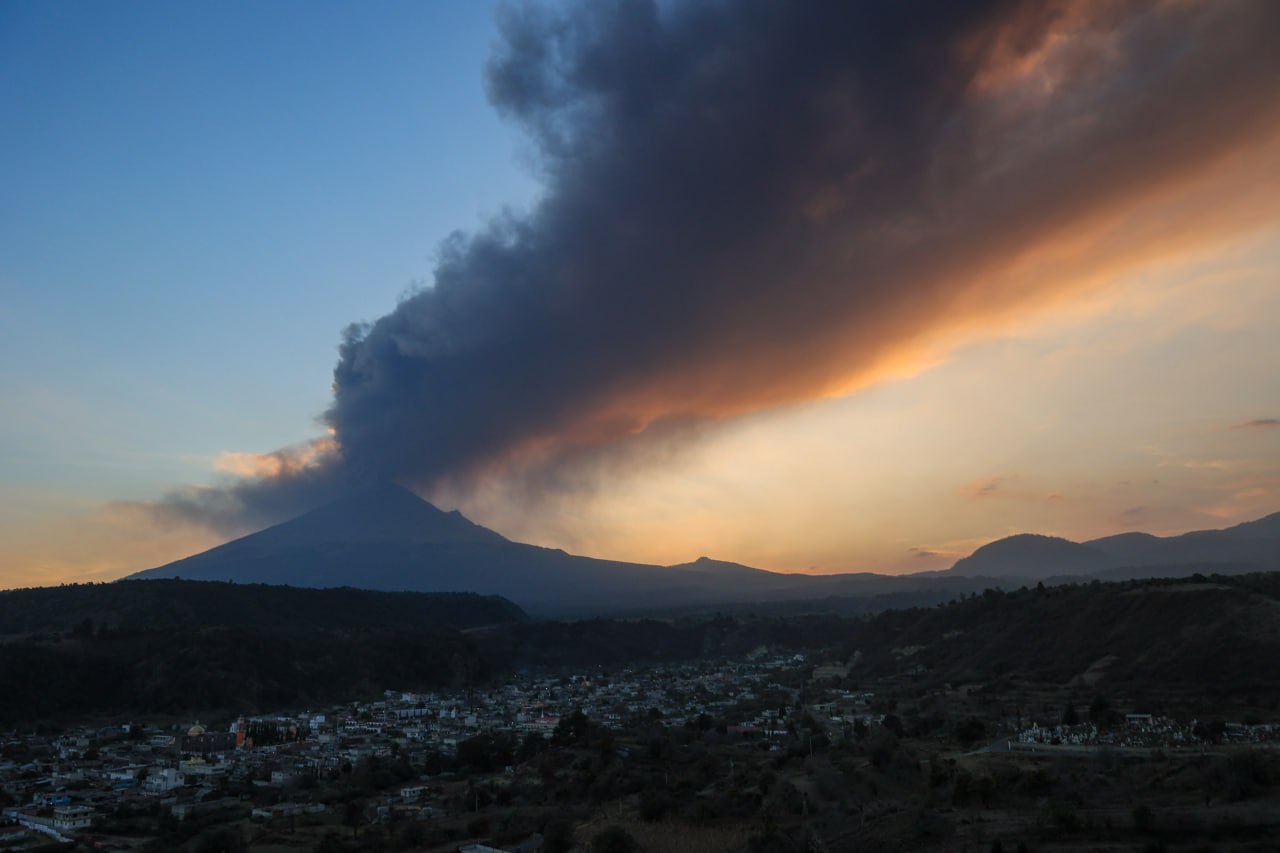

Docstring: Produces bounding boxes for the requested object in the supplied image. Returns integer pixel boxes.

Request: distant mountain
[126,485,1006,613]
[127,486,1280,613]
[949,534,1111,579]
[1079,531,1162,563]
[947,512,1280,579]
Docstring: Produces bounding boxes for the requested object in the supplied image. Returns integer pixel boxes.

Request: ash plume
[155,0,1280,533]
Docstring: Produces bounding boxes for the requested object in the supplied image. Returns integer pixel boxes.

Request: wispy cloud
[961,476,1005,500]
[1234,418,1280,430]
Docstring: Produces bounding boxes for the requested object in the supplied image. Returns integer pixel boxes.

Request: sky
[1,0,1278,588]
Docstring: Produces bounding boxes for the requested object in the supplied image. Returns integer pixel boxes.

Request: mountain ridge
[948,512,1280,579]
[127,485,1280,613]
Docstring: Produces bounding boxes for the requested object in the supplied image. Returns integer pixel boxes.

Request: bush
[542,818,575,853]
[591,825,638,853]
[955,718,986,747]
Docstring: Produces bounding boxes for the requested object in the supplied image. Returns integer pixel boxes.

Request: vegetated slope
[0,579,526,635]
[847,573,1280,693]
[474,613,856,669]
[0,625,498,724]
[0,580,525,725]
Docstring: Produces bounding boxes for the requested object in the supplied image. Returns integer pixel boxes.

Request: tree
[554,708,590,744]
[542,818,575,853]
[592,825,639,853]
[639,787,669,821]
[344,798,366,838]
[194,828,246,853]
[955,718,986,747]
[519,731,548,762]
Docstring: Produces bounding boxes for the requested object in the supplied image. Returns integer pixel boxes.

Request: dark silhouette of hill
[0,579,532,724]
[125,485,1279,613]
[847,573,1280,692]
[0,624,499,724]
[0,579,526,636]
[948,534,1110,579]
[129,484,740,612]
[947,512,1280,580]
[126,485,1010,613]
[6,572,1278,725]
[1082,531,1162,562]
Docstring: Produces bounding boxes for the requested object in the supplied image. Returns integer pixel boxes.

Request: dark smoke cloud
[154,0,1280,534]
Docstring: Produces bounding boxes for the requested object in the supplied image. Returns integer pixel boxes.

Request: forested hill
[845,573,1280,692]
[0,579,527,636]
[0,581,525,725]
[2,573,1278,725]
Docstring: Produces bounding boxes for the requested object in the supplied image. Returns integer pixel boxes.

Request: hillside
[0,624,499,724]
[0,579,526,636]
[3,574,1279,724]
[845,573,1280,693]
[0,581,527,725]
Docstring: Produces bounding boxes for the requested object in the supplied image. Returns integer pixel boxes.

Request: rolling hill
[947,513,1280,580]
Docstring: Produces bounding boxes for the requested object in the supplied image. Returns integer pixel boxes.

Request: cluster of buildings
[0,654,812,847]
[1013,714,1280,751]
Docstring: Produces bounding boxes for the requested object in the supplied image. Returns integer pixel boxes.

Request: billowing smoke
[156,0,1280,534]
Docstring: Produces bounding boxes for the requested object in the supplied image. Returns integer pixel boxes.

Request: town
[3,647,1279,852]
[1,652,812,851]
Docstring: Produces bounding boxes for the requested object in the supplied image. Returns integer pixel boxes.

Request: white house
[144,768,185,793]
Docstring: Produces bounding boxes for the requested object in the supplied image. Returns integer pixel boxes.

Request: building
[53,805,94,832]
[144,768,185,793]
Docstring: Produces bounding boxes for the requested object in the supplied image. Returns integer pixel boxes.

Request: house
[53,805,94,832]
[144,768,185,793]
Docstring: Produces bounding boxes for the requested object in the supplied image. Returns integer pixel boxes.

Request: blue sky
[1,0,537,500]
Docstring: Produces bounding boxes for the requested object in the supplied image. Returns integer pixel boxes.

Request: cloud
[211,438,338,480]
[152,0,1280,534]
[140,445,348,536]
[961,476,1006,500]
[1234,418,1280,429]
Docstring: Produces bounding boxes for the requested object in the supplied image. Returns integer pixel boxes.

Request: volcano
[129,485,1280,614]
